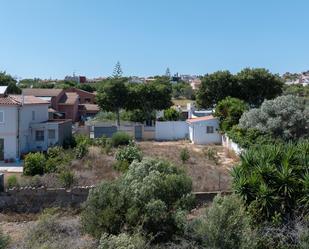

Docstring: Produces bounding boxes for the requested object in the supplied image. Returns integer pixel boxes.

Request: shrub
[7,175,18,188]
[74,134,92,146]
[164,108,180,121]
[111,131,132,147]
[47,146,64,158]
[20,211,96,249]
[58,170,75,188]
[115,141,142,165]
[98,233,147,249]
[81,158,194,241]
[0,228,9,249]
[45,146,73,173]
[63,136,76,149]
[232,140,309,223]
[186,195,256,249]
[75,141,89,159]
[180,148,190,163]
[214,97,248,132]
[203,147,219,165]
[239,95,309,140]
[24,152,46,176]
[94,136,108,147]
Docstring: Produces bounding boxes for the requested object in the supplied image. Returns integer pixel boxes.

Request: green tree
[164,108,180,121]
[96,78,128,125]
[172,81,194,99]
[232,140,309,223]
[236,68,283,106]
[196,71,238,108]
[113,61,123,78]
[239,95,309,140]
[214,97,248,132]
[127,80,172,122]
[81,158,194,241]
[0,71,21,94]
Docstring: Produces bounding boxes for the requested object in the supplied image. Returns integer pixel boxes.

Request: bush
[24,152,46,176]
[180,148,190,163]
[186,195,256,249]
[7,175,18,188]
[111,132,133,147]
[81,158,194,241]
[98,233,147,249]
[0,228,9,249]
[164,108,180,121]
[203,147,219,165]
[20,211,96,249]
[115,141,142,165]
[45,146,73,173]
[75,141,89,159]
[58,171,75,188]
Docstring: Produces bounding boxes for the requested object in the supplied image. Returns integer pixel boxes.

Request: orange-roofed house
[0,87,72,161]
[187,115,221,145]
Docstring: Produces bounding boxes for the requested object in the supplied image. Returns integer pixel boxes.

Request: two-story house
[0,87,72,161]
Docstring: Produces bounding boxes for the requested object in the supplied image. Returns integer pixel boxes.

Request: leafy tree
[214,97,248,132]
[232,140,309,223]
[113,61,123,78]
[81,158,194,241]
[0,71,16,86]
[127,80,172,122]
[164,108,180,121]
[76,83,96,92]
[0,71,21,94]
[196,71,238,108]
[236,68,283,106]
[24,152,46,176]
[239,95,309,140]
[96,78,128,125]
[172,81,194,99]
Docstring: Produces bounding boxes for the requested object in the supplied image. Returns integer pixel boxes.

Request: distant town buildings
[283,71,309,86]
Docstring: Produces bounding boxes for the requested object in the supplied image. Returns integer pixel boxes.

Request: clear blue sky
[1,0,309,79]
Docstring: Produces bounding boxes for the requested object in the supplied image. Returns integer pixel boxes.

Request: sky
[0,0,309,79]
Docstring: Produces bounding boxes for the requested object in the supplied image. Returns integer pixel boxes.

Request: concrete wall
[0,106,18,159]
[189,119,221,145]
[222,134,243,155]
[155,121,188,140]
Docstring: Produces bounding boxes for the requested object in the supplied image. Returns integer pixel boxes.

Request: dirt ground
[138,140,238,192]
[72,141,238,192]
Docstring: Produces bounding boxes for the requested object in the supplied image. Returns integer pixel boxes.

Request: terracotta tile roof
[10,95,49,105]
[0,95,49,106]
[187,115,216,123]
[22,88,63,97]
[59,92,79,105]
[78,104,100,112]
[0,96,20,105]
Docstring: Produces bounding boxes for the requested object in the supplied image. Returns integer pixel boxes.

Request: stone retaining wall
[0,185,232,213]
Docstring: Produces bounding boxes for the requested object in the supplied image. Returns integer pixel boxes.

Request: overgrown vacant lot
[73,140,237,192]
[139,141,237,191]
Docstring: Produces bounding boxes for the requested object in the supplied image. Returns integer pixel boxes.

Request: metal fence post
[0,173,4,192]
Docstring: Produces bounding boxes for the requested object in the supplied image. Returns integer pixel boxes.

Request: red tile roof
[22,88,63,97]
[59,92,79,105]
[10,95,49,105]
[78,104,100,112]
[187,115,216,123]
[0,96,20,105]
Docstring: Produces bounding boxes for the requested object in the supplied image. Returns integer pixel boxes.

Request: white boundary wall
[222,134,243,155]
[155,121,188,140]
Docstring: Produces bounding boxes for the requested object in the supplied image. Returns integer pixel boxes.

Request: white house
[0,88,72,161]
[187,115,221,145]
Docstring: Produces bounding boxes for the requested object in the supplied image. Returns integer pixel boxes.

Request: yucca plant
[232,140,309,223]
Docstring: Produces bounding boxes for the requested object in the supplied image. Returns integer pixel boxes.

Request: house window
[0,111,4,123]
[35,130,44,141]
[206,126,214,134]
[48,129,56,139]
[32,111,35,121]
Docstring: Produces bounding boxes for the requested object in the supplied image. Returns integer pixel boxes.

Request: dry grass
[138,140,238,192]
[72,146,119,186]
